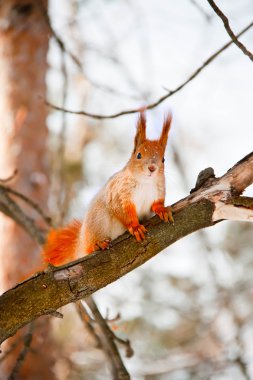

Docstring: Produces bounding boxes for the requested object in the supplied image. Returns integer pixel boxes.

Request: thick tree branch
[207,0,253,62]
[0,152,252,345]
[46,20,253,119]
[0,199,214,345]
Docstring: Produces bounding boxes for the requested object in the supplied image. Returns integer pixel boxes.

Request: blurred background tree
[0,1,57,379]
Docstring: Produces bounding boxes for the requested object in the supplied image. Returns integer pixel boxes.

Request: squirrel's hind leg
[84,237,112,254]
[95,238,113,251]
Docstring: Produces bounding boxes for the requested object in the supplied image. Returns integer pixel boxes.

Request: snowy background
[46,1,253,379]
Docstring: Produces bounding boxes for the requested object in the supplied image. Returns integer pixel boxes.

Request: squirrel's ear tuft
[134,111,146,152]
[159,113,172,150]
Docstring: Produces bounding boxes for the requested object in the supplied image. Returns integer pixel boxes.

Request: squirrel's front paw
[128,224,147,242]
[153,204,174,223]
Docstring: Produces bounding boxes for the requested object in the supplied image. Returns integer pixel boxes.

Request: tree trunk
[0,1,56,378]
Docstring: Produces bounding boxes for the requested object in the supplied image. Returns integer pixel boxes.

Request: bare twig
[77,299,134,363]
[40,0,140,102]
[76,300,101,348]
[0,187,46,245]
[82,4,149,100]
[7,323,34,380]
[46,20,253,119]
[45,2,143,101]
[207,0,253,62]
[77,299,130,379]
[0,185,51,227]
[85,297,130,380]
[37,0,83,71]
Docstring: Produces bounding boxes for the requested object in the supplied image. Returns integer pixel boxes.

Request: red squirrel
[43,112,173,266]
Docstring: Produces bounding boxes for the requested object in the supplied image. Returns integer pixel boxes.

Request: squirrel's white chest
[132,180,158,220]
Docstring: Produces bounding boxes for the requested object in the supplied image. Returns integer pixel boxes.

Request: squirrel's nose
[148,165,156,173]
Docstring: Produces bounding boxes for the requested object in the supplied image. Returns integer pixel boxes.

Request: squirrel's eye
[162,157,165,163]
[137,152,142,159]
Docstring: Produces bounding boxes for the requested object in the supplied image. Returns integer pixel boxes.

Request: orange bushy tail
[43,220,82,266]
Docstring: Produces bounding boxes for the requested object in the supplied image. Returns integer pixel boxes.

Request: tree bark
[0,1,56,379]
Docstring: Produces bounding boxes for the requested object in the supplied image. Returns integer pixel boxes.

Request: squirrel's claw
[129,224,147,242]
[154,204,174,224]
[165,206,174,224]
[95,238,112,251]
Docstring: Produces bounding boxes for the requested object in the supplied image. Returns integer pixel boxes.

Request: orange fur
[43,220,81,266]
[134,111,146,151]
[117,201,147,241]
[151,199,165,210]
[117,201,139,228]
[152,199,174,223]
[160,113,172,150]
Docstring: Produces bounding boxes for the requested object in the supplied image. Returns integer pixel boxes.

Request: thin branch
[110,334,134,359]
[0,185,52,227]
[46,20,253,119]
[76,300,101,347]
[39,0,140,102]
[7,323,34,380]
[37,0,83,71]
[0,151,252,345]
[0,187,46,245]
[78,300,133,361]
[82,4,149,100]
[78,298,130,380]
[44,0,138,114]
[85,297,130,380]
[207,0,253,62]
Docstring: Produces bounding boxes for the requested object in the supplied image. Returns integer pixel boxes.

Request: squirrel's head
[128,111,172,178]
